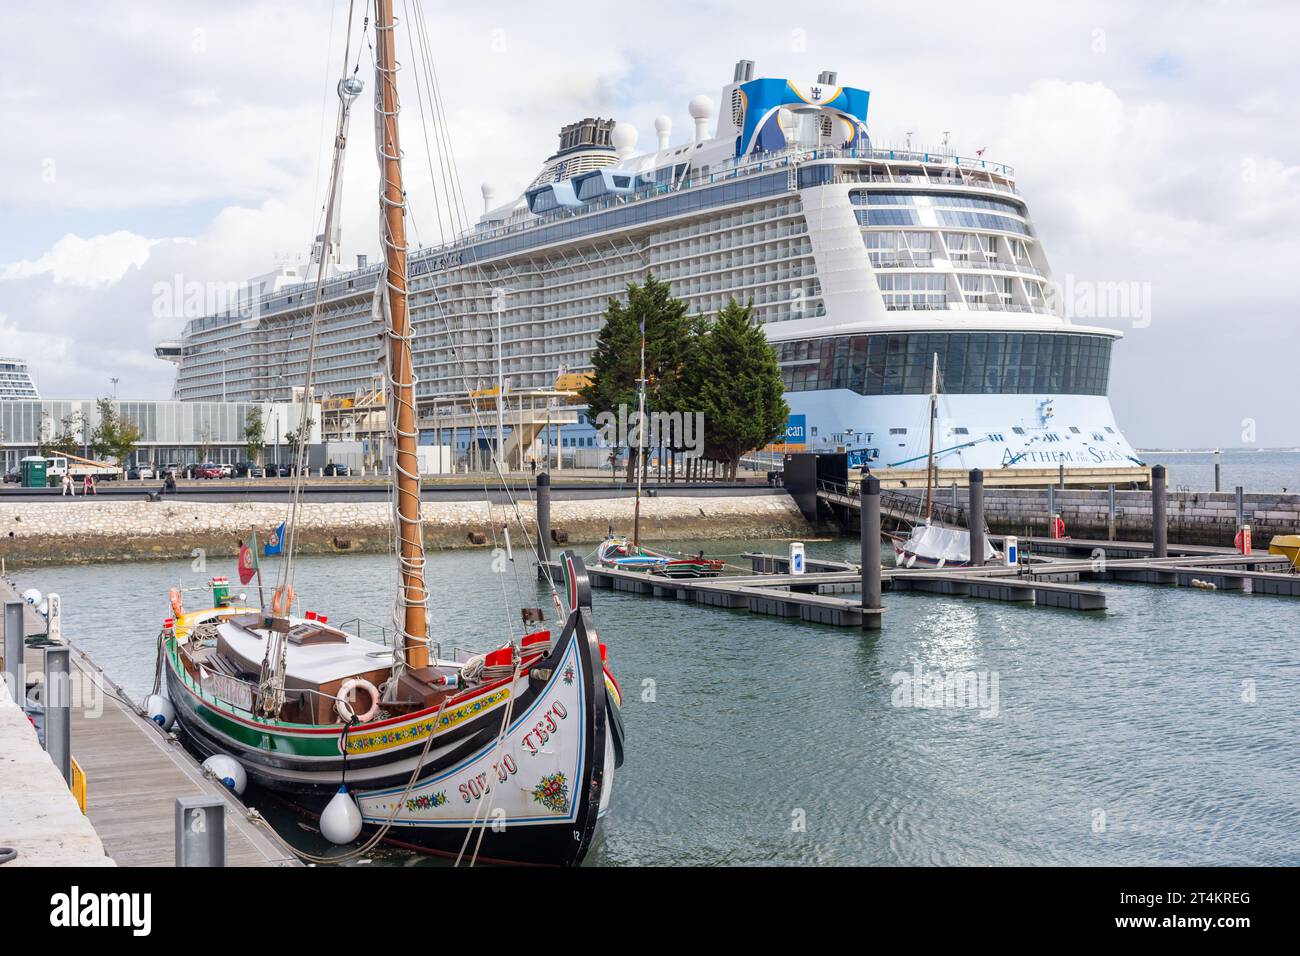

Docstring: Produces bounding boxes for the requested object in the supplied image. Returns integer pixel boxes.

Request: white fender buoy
[21,588,41,607]
[202,754,247,795]
[905,554,918,569]
[38,600,49,617]
[321,786,363,844]
[145,694,176,731]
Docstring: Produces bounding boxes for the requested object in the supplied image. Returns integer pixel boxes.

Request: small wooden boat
[596,535,726,578]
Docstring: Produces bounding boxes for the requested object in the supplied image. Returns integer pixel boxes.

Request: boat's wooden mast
[376,0,428,669]
[924,352,937,522]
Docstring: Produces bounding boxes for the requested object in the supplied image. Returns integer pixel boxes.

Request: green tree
[580,274,694,481]
[694,299,790,479]
[90,398,143,465]
[284,417,315,461]
[38,411,85,457]
[244,406,266,464]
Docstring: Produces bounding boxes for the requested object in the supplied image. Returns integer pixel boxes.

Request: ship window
[889,427,907,435]
[774,332,1112,398]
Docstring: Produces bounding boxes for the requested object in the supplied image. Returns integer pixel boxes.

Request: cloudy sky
[1,0,1296,448]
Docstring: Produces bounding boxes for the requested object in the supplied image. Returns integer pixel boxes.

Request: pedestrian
[163,470,177,495]
[83,474,96,495]
[62,472,75,496]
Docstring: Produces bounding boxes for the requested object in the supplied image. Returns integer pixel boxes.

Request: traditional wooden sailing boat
[153,1,622,866]
[889,353,997,568]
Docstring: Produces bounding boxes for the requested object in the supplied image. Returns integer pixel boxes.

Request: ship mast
[924,352,938,522]
[632,319,647,549]
[376,0,429,669]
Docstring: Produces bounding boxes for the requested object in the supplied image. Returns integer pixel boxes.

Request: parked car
[3,466,19,483]
[128,464,156,480]
[323,461,351,476]
[233,461,266,478]
[267,462,290,477]
[197,462,223,480]
[219,463,235,478]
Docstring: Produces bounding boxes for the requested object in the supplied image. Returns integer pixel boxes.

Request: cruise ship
[162,59,1141,476]
[0,356,40,400]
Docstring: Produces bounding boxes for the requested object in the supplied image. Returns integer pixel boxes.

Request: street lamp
[110,377,119,400]
[491,287,512,472]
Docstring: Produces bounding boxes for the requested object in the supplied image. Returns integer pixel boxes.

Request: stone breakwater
[0,495,811,567]
[917,488,1300,547]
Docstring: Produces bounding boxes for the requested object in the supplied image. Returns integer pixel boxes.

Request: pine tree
[581,274,693,480]
[695,299,790,479]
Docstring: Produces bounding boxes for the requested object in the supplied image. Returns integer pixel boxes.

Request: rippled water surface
[15,535,1300,866]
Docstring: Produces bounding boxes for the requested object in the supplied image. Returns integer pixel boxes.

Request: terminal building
[0,397,318,475]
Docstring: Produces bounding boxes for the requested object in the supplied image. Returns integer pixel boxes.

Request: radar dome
[688,95,714,142]
[611,121,638,158]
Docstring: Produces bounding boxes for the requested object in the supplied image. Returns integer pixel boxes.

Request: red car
[197,462,223,479]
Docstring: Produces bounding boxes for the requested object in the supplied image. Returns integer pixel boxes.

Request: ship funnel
[733,59,755,82]
[481,182,497,214]
[655,115,672,151]
[688,95,714,143]
[817,70,838,86]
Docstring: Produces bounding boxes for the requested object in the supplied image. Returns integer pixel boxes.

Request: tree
[244,406,266,464]
[694,299,790,479]
[284,417,315,461]
[38,411,85,457]
[90,398,143,464]
[581,274,694,481]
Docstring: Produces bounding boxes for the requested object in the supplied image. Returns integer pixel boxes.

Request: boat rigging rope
[453,652,524,868]
[258,0,361,719]
[399,0,568,622]
[241,688,453,866]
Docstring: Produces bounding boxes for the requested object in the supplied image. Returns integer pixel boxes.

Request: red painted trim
[168,644,544,737]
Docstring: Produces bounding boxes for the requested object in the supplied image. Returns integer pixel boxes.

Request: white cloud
[1,231,163,287]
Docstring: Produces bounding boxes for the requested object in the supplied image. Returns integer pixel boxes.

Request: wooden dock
[1,578,298,867]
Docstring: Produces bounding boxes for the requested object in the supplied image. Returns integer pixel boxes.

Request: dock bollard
[969,469,986,567]
[1151,464,1168,558]
[3,600,22,702]
[1214,450,1222,493]
[1235,485,1244,531]
[44,646,71,785]
[175,796,227,867]
[1108,484,1116,542]
[860,472,881,630]
[536,471,551,565]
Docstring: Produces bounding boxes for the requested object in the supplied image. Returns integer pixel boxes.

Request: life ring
[271,584,295,617]
[336,678,380,723]
[169,587,185,618]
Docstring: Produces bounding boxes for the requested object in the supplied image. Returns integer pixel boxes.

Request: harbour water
[13,537,1300,866]
[1136,449,1300,493]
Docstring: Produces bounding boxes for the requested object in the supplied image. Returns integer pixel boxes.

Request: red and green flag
[237,535,258,585]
